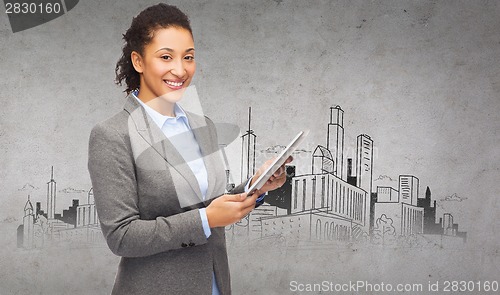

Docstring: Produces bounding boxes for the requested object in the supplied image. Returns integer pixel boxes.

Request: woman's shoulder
[91,93,143,135]
[90,109,130,139]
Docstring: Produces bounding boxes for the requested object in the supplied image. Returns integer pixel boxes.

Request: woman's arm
[88,122,208,258]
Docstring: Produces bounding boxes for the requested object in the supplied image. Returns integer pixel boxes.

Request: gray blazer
[88,94,245,295]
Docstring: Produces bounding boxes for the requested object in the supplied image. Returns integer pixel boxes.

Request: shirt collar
[132,90,189,129]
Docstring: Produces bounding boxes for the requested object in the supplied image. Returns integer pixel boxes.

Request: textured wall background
[1,0,499,294]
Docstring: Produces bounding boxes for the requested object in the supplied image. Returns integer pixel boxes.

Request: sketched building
[439,213,467,241]
[219,144,236,192]
[17,169,105,249]
[18,195,47,249]
[68,188,104,244]
[76,188,98,227]
[399,175,419,206]
[356,134,374,231]
[238,166,295,240]
[327,106,344,179]
[260,106,371,242]
[373,175,424,237]
[417,186,465,242]
[442,213,454,236]
[417,186,442,234]
[47,167,56,220]
[48,187,104,245]
[22,196,35,249]
[312,146,334,175]
[377,186,399,202]
[240,107,256,183]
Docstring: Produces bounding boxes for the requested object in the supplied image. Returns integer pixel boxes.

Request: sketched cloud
[374,175,397,182]
[262,146,311,154]
[262,145,287,154]
[440,193,467,202]
[18,183,39,191]
[59,187,86,193]
[2,216,17,223]
[261,146,310,161]
[293,148,310,155]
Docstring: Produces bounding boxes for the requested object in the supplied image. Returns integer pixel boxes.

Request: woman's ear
[131,51,143,73]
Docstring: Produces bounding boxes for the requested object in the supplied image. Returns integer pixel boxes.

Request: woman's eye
[184,56,195,61]
[161,56,172,60]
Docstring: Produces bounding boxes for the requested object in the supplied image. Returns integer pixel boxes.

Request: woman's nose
[170,59,186,77]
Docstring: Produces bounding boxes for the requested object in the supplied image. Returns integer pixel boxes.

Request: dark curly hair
[115,3,193,94]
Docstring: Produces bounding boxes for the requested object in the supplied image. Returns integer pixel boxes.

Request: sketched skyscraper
[356,134,374,227]
[241,107,256,183]
[399,175,419,206]
[327,106,344,179]
[442,213,455,236]
[23,195,34,249]
[46,166,56,220]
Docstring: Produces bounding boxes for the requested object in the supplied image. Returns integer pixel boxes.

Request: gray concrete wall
[1,0,499,294]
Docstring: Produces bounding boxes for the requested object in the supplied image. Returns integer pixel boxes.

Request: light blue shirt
[132,91,218,294]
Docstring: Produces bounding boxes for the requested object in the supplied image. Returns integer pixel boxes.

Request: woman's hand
[250,156,293,194]
[206,192,259,228]
[205,156,293,228]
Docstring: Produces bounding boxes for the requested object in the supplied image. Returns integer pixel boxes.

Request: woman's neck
[137,92,176,117]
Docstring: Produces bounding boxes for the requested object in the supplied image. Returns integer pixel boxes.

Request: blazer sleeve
[229,181,247,194]
[88,122,208,258]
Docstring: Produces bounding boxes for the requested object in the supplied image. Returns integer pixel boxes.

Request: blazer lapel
[185,111,218,201]
[123,94,203,202]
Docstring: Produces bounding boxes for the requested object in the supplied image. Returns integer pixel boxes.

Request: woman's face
[132,26,195,103]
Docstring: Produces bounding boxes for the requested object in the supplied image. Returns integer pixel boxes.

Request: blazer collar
[123,93,217,204]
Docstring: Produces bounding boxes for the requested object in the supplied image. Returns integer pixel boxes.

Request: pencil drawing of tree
[372,214,396,246]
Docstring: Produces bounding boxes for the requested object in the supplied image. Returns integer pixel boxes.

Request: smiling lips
[164,79,185,90]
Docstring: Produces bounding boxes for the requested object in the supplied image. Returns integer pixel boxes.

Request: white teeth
[164,80,183,87]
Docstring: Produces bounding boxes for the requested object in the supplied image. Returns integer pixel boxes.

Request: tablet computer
[248,130,309,195]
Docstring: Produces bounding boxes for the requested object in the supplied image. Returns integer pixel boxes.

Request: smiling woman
[87,3,290,295]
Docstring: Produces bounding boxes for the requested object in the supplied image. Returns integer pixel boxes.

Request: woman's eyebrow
[155,47,195,53]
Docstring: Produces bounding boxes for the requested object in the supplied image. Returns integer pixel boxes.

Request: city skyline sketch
[17,104,467,250]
